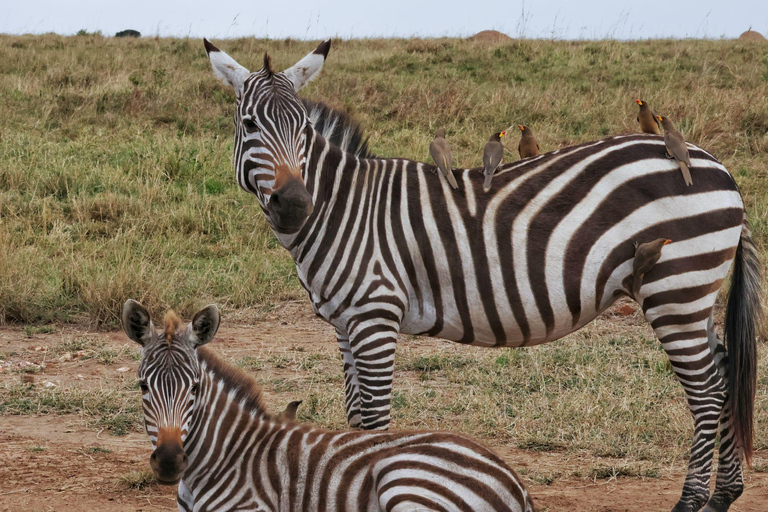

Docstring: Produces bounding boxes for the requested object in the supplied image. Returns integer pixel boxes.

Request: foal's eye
[242,118,258,133]
[139,380,149,393]
[190,382,199,395]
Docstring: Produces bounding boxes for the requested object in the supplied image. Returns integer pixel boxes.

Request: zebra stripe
[123,302,534,512]
[205,41,761,512]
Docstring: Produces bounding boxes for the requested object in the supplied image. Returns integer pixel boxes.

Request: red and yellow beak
[517,125,525,131]
[500,131,506,137]
[663,239,672,245]
[656,115,663,122]
[636,99,643,105]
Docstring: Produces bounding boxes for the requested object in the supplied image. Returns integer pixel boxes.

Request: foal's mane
[197,346,266,414]
[302,99,374,159]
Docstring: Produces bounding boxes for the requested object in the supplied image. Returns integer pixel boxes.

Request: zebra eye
[242,118,259,133]
[190,381,199,396]
[139,380,149,393]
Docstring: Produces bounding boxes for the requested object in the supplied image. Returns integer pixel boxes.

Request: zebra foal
[122,300,536,512]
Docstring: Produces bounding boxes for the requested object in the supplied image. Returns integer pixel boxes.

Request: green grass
[0,34,767,326]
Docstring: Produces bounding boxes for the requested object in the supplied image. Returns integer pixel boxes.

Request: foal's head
[122,300,220,484]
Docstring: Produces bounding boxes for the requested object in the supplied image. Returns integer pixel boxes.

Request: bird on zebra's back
[636,99,661,134]
[632,238,672,297]
[482,130,506,191]
[122,300,536,512]
[517,125,540,159]
[657,115,693,186]
[429,127,459,189]
[277,400,302,421]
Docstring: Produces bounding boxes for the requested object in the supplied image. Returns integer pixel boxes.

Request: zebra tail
[724,217,762,465]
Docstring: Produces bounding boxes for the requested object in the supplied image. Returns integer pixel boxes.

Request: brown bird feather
[429,128,459,189]
[482,131,505,192]
[517,125,540,159]
[632,238,671,297]
[657,116,693,186]
[636,99,660,135]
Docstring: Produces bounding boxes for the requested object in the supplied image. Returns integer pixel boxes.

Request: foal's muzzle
[267,177,314,232]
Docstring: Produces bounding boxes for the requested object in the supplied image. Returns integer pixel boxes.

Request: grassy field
[1,33,767,325]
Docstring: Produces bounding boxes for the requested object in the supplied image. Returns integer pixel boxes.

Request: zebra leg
[702,320,743,512]
[338,334,364,428]
[348,323,398,430]
[647,311,727,512]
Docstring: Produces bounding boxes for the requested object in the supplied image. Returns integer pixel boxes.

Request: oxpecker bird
[633,238,672,297]
[657,115,693,186]
[636,99,661,135]
[277,400,302,421]
[429,128,459,189]
[517,125,540,159]
[482,131,505,192]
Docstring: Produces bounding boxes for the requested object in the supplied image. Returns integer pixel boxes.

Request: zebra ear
[204,38,251,98]
[283,39,331,92]
[188,304,220,348]
[122,300,154,346]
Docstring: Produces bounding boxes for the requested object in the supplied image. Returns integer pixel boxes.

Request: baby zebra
[122,300,535,512]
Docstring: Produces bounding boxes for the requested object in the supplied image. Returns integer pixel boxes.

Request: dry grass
[1,34,767,326]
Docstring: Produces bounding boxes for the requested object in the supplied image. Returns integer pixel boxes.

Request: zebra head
[204,38,331,234]
[122,300,220,485]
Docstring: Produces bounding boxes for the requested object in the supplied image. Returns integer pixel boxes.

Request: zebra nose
[269,178,314,229]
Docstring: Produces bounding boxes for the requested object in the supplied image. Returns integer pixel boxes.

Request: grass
[0,34,767,326]
[119,470,155,490]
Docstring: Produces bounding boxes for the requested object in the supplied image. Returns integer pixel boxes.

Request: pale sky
[3,0,767,40]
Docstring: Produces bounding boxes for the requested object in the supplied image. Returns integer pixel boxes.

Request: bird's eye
[242,118,258,132]
[190,382,199,396]
[139,380,149,393]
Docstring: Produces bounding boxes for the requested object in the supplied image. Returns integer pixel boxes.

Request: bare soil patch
[1,301,767,511]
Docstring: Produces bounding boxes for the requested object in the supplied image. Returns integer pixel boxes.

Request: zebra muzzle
[150,428,188,484]
[267,177,314,232]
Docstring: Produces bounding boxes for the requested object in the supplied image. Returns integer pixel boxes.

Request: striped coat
[204,40,761,512]
[121,301,535,512]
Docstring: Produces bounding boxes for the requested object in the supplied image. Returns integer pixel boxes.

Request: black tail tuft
[724,218,762,465]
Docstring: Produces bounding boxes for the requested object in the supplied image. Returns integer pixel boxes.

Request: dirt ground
[1,302,766,511]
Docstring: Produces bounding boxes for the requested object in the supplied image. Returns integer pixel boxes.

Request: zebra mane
[197,346,266,414]
[302,99,374,158]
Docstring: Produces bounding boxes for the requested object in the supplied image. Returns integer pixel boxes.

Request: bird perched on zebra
[632,238,671,297]
[657,115,693,186]
[429,127,459,189]
[635,99,661,134]
[517,125,540,159]
[122,300,536,512]
[277,400,302,421]
[204,38,761,512]
[482,130,506,191]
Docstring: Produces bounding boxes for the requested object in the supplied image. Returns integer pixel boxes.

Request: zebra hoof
[700,495,734,512]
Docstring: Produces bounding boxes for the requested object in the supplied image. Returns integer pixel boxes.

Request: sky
[3,1,767,40]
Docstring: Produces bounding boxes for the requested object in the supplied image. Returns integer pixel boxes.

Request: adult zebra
[203,39,761,512]
[122,300,535,512]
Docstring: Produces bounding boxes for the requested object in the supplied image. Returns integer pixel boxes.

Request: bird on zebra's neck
[657,115,693,186]
[277,400,302,421]
[122,300,536,512]
[632,238,672,297]
[482,130,506,192]
[517,125,540,159]
[429,127,459,189]
[636,99,661,135]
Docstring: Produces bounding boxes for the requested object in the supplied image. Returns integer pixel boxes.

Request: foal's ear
[283,39,331,92]
[204,38,251,99]
[188,304,220,348]
[122,299,154,346]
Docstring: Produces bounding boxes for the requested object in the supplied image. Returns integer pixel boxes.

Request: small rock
[33,346,47,352]
[116,366,131,373]
[44,381,58,389]
[75,374,85,380]
[74,350,88,359]
[59,352,73,362]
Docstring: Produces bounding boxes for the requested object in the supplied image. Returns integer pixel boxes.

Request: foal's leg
[338,332,364,428]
